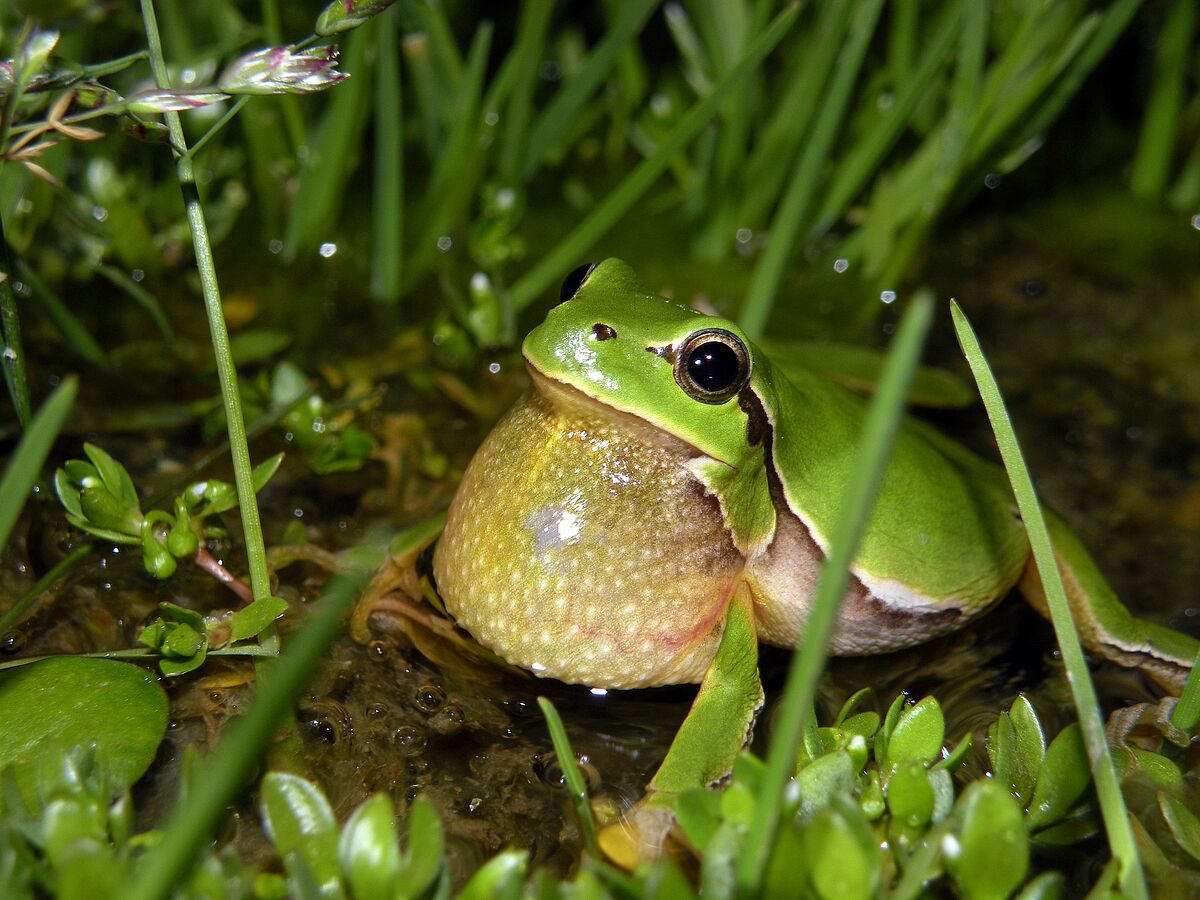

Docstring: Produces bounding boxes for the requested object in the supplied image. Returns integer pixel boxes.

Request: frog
[425,258,1197,853]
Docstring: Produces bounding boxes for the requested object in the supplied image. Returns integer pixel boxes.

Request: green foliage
[0,658,166,802]
[54,442,281,577]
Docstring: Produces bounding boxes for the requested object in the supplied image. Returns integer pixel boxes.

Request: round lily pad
[0,657,168,800]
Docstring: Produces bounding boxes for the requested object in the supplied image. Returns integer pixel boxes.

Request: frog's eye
[559,262,598,302]
[674,329,750,404]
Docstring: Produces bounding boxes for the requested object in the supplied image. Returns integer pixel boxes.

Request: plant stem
[0,544,91,635]
[138,0,271,605]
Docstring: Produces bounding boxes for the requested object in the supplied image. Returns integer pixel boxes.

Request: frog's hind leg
[598,583,762,868]
[1017,509,1198,692]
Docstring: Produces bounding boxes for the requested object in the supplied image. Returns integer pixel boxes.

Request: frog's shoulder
[749,348,1029,607]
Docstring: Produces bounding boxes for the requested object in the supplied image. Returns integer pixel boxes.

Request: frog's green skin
[434,258,1197,703]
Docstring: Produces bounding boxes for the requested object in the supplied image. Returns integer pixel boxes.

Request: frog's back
[745,351,1030,653]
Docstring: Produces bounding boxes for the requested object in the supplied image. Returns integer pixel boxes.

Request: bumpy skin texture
[433,374,742,689]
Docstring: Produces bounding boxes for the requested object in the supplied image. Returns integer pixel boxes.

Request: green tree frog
[430,258,1197,821]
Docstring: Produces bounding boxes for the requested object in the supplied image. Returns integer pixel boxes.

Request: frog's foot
[1106,697,1190,752]
[597,794,683,870]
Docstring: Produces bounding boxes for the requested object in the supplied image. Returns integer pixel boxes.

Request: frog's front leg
[598,584,762,866]
[1018,509,1199,691]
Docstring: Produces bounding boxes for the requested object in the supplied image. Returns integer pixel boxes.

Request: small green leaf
[859,771,885,821]
[840,712,880,743]
[338,794,399,900]
[804,800,879,900]
[763,818,807,896]
[1127,748,1183,794]
[934,733,972,773]
[140,527,177,580]
[80,486,143,538]
[159,623,203,658]
[54,469,85,520]
[884,696,944,768]
[1159,792,1200,862]
[720,780,757,829]
[260,772,343,897]
[229,329,292,366]
[834,688,873,726]
[1027,724,1091,831]
[796,750,855,817]
[229,597,288,642]
[457,848,526,900]
[270,362,310,407]
[157,602,205,631]
[82,444,138,507]
[886,762,935,830]
[948,779,1029,900]
[875,694,907,762]
[398,794,444,897]
[929,768,955,823]
[252,453,285,493]
[159,644,206,678]
[0,658,167,802]
[1009,696,1046,801]
[1014,870,1065,900]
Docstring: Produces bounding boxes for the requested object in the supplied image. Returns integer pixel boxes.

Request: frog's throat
[432,376,746,689]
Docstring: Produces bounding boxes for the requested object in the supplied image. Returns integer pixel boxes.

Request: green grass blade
[498,0,556,184]
[0,212,31,427]
[1131,0,1192,199]
[282,25,374,260]
[950,302,1147,900]
[738,0,853,229]
[508,3,799,312]
[537,697,599,858]
[371,6,404,303]
[0,377,77,552]
[405,22,493,290]
[519,0,659,181]
[124,557,374,900]
[740,0,884,339]
[811,2,960,237]
[735,290,933,895]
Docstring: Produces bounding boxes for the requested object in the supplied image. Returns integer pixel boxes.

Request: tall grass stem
[950,301,1146,900]
[735,290,933,895]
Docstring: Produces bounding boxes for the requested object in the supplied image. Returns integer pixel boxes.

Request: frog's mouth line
[522,359,713,461]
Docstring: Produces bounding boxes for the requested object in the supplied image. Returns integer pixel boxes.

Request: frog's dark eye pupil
[559,262,598,302]
[688,342,739,392]
[674,329,750,404]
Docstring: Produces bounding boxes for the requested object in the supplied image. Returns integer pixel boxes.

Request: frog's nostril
[592,323,617,341]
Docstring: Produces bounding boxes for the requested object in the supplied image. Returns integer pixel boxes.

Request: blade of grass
[498,0,556,184]
[735,290,933,895]
[0,210,32,427]
[371,6,404,303]
[404,22,493,290]
[282,24,373,260]
[519,0,659,181]
[740,0,884,339]
[810,2,960,237]
[537,697,600,858]
[123,553,374,900]
[950,301,1147,900]
[1131,0,1192,198]
[737,0,852,230]
[140,0,271,605]
[508,2,799,311]
[0,377,76,551]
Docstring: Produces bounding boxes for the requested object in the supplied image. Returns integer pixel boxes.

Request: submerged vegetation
[1,0,1199,897]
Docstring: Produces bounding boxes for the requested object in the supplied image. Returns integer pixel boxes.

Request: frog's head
[522,259,756,465]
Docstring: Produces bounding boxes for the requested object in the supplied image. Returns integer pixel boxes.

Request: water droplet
[318,242,337,258]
